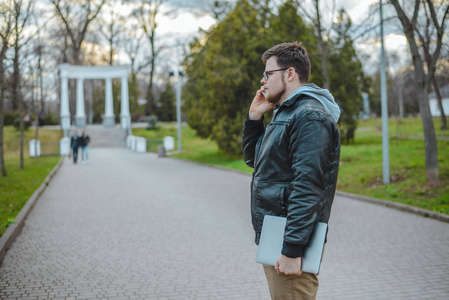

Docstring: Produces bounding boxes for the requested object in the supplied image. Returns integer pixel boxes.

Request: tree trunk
[314,0,329,89]
[413,58,440,187]
[416,84,440,186]
[12,40,25,170]
[20,110,24,170]
[146,31,156,116]
[34,118,39,161]
[432,78,447,129]
[73,46,81,65]
[0,77,6,177]
[391,0,441,187]
[0,38,9,177]
[398,76,404,119]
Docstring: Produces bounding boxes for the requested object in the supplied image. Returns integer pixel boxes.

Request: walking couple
[70,130,90,164]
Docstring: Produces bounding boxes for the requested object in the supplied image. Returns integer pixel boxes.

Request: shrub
[132,113,145,122]
[3,111,19,126]
[146,115,158,130]
[44,112,59,125]
[13,116,31,131]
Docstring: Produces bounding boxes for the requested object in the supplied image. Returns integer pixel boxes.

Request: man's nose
[261,77,267,84]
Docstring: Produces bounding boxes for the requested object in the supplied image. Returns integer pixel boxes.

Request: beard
[265,77,286,104]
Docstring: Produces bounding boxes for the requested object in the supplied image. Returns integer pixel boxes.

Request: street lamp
[380,0,390,185]
[169,69,183,153]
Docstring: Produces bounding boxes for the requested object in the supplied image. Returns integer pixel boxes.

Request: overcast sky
[158,0,410,75]
[34,0,409,75]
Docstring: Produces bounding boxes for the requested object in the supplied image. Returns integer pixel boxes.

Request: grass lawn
[358,116,449,137]
[134,117,449,215]
[0,126,62,236]
[133,125,253,173]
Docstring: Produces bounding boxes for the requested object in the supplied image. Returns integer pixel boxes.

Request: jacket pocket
[255,181,290,217]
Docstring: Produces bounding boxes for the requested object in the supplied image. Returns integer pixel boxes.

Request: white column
[120,76,131,131]
[59,137,70,156]
[75,78,86,127]
[104,77,115,127]
[60,76,70,134]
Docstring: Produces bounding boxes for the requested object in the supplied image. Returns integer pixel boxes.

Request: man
[242,42,341,299]
[70,130,80,164]
[80,130,90,164]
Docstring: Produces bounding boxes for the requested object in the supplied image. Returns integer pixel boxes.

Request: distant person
[80,130,90,164]
[38,112,45,126]
[242,42,341,299]
[70,130,80,164]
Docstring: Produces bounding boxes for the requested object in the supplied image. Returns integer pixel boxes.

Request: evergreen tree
[184,1,368,153]
[128,74,143,116]
[266,0,322,85]
[156,81,176,122]
[183,0,267,154]
[329,10,365,143]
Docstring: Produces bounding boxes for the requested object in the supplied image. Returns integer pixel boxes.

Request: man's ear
[286,68,297,82]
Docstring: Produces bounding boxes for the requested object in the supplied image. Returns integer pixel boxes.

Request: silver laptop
[256,215,327,274]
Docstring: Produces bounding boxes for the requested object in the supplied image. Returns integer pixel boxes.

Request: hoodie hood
[284,83,341,122]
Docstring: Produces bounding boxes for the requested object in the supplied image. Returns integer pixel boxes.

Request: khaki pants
[263,265,318,300]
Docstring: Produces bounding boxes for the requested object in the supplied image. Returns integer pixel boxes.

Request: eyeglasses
[263,68,289,81]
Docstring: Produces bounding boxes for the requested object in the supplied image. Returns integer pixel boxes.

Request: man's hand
[275,255,302,276]
[248,87,275,120]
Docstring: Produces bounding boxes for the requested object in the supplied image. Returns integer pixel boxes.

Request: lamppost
[380,0,390,185]
[175,67,182,153]
[168,42,185,153]
[169,67,183,153]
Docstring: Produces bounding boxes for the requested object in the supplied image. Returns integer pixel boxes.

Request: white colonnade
[59,64,131,134]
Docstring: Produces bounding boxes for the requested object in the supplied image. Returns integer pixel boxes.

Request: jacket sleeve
[281,110,334,258]
[242,113,265,168]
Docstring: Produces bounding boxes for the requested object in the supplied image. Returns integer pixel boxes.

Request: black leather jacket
[242,93,340,258]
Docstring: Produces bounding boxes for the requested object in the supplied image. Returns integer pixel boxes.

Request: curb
[166,156,449,223]
[0,156,65,264]
[336,190,449,223]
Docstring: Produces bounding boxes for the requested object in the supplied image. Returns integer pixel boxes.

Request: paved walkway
[1,147,449,299]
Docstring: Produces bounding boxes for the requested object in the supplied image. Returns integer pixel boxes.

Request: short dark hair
[262,42,311,84]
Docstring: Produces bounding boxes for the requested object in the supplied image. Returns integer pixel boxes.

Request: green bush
[132,113,145,122]
[3,111,19,126]
[211,112,245,155]
[147,115,158,130]
[44,112,59,125]
[13,116,31,131]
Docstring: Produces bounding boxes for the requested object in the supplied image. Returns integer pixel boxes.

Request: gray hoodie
[284,83,341,122]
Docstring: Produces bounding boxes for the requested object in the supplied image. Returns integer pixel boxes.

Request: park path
[1,145,449,299]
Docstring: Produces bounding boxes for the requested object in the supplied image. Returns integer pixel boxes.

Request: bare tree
[415,1,447,130]
[432,77,446,129]
[390,0,449,187]
[432,45,449,126]
[168,0,233,21]
[0,0,14,177]
[29,27,47,161]
[10,0,34,170]
[132,0,167,116]
[122,23,148,75]
[50,0,106,65]
[295,0,336,90]
[97,0,127,65]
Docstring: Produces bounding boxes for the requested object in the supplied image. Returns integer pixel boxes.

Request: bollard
[163,136,175,151]
[59,137,70,156]
[157,145,166,158]
[136,137,147,153]
[29,139,41,157]
[126,135,134,148]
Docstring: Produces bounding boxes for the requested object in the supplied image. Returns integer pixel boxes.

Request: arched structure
[59,64,131,134]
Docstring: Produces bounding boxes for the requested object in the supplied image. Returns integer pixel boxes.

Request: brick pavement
[1,148,448,299]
